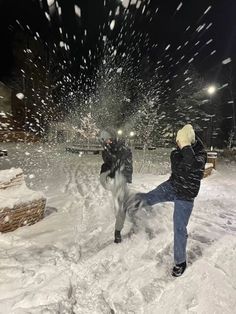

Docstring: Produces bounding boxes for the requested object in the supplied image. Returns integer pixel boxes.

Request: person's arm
[100,150,112,174]
[120,147,133,183]
[100,150,113,189]
[180,146,207,170]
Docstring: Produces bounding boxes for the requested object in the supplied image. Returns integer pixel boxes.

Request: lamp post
[207,85,217,149]
[208,114,215,150]
[129,131,135,150]
[222,58,236,148]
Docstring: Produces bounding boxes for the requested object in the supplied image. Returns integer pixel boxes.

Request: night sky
[0,0,235,81]
[0,0,236,143]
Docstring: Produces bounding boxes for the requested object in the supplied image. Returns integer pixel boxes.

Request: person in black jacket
[99,128,133,243]
[134,124,207,277]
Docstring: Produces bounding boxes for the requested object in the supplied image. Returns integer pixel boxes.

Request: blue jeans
[137,180,193,264]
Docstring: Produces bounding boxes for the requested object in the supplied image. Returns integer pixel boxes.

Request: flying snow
[206,39,213,45]
[165,44,171,51]
[176,2,183,11]
[45,12,51,21]
[47,0,55,6]
[222,58,232,65]
[59,41,66,48]
[206,23,213,30]
[121,0,129,9]
[16,93,25,100]
[197,24,206,32]
[136,0,142,9]
[110,20,116,30]
[74,5,81,17]
[204,6,212,15]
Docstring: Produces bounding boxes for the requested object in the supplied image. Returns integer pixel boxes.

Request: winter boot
[114,230,122,243]
[172,261,187,277]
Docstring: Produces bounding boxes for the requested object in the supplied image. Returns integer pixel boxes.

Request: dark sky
[0,0,235,143]
[0,0,235,83]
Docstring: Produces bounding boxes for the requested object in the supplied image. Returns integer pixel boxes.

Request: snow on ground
[0,143,236,314]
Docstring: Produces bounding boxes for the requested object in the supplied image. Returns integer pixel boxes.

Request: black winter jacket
[100,140,133,183]
[169,140,207,201]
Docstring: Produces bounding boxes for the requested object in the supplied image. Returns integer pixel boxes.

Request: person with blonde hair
[135,124,207,277]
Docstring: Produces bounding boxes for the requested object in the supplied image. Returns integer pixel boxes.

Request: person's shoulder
[171,147,179,155]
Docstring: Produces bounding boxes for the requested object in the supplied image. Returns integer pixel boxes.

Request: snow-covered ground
[0,143,236,314]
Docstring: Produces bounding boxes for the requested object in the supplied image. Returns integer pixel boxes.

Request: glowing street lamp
[207,85,217,95]
[130,131,135,137]
[117,129,123,136]
[206,85,217,148]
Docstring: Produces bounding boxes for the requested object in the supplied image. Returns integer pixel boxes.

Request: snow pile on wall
[0,167,46,233]
[0,168,44,208]
[0,167,24,189]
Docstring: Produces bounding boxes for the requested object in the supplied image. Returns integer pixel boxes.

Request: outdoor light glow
[130,131,135,137]
[207,85,217,95]
[117,130,123,135]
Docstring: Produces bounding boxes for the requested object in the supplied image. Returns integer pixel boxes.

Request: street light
[207,85,217,95]
[130,131,135,137]
[117,129,123,136]
[206,85,217,149]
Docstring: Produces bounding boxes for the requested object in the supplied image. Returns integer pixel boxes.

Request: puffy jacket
[169,139,207,200]
[100,140,133,183]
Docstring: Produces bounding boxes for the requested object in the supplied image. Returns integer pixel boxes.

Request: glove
[176,124,195,149]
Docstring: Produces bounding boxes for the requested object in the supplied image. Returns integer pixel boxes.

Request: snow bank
[0,168,23,185]
[0,144,235,313]
[0,168,45,209]
[0,184,45,210]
